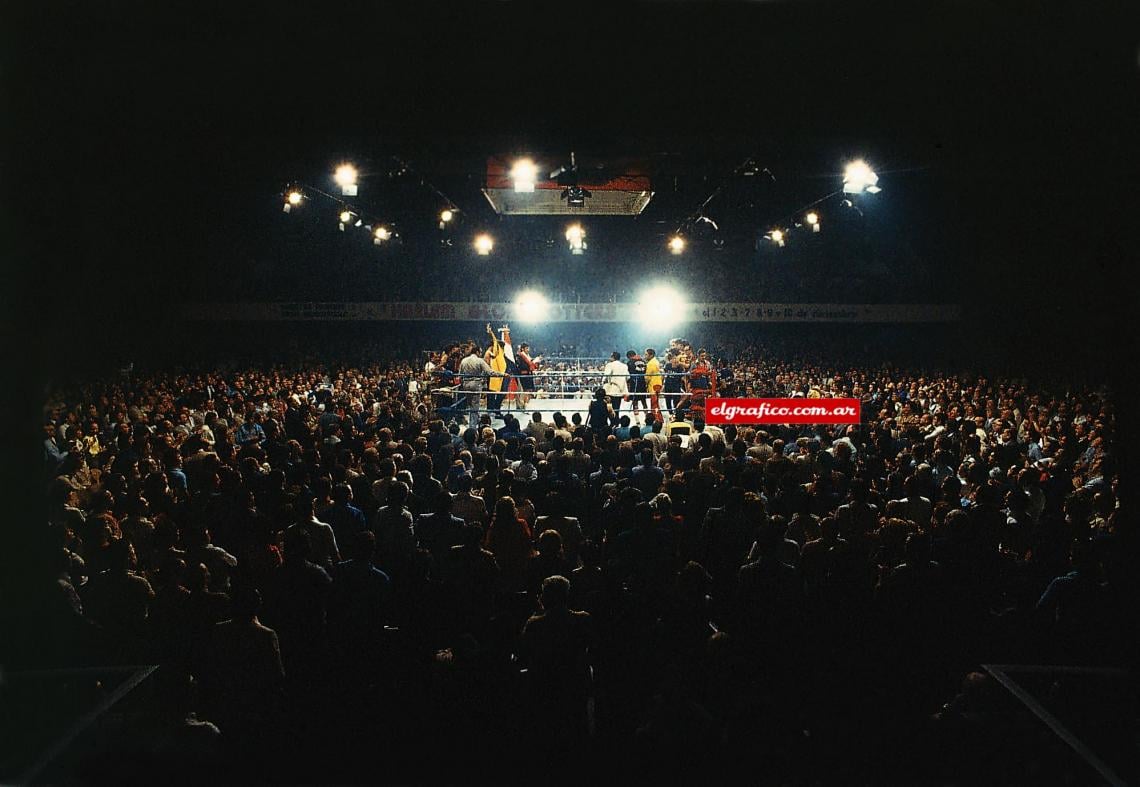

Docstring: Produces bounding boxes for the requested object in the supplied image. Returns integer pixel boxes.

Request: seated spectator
[328,530,391,659]
[526,530,573,597]
[483,496,535,593]
[533,492,584,568]
[286,496,340,570]
[200,585,284,728]
[321,482,368,548]
[81,538,154,638]
[415,488,466,559]
[521,575,594,743]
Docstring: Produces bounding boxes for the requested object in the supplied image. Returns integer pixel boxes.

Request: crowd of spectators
[30,326,1129,781]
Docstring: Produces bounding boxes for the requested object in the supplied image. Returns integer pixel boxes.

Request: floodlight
[805,212,820,232]
[474,233,494,255]
[768,229,785,246]
[565,223,586,253]
[668,236,685,254]
[335,163,359,196]
[374,226,391,241]
[842,159,880,194]
[510,158,538,193]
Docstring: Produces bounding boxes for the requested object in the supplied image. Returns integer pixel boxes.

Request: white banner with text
[184,302,960,323]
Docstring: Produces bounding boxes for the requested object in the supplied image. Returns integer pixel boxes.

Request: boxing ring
[427,357,716,429]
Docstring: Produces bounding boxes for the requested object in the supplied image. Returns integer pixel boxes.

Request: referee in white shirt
[602,352,629,422]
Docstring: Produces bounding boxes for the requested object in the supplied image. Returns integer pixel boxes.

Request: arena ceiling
[3,0,1132,316]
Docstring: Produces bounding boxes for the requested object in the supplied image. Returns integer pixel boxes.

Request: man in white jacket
[602,352,629,421]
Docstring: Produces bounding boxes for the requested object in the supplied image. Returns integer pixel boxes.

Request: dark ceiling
[3,0,1134,319]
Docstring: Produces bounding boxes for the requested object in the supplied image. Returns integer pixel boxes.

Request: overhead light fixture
[373,226,392,244]
[805,211,820,232]
[474,233,494,255]
[510,158,538,193]
[334,163,359,196]
[439,208,454,230]
[283,189,304,212]
[338,208,354,231]
[565,223,586,254]
[768,229,785,247]
[843,159,880,194]
[668,236,685,255]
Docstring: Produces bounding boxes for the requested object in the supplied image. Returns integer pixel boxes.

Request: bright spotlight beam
[513,290,549,324]
[636,285,687,331]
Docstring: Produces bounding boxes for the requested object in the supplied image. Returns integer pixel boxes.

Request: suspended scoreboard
[482,156,653,216]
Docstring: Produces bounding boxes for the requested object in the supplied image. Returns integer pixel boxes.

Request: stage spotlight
[513,290,549,324]
[565,223,586,254]
[474,233,494,255]
[637,285,687,331]
[668,236,685,255]
[843,159,879,194]
[335,163,359,196]
[805,211,820,232]
[373,226,392,243]
[768,229,785,247]
[510,158,538,193]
